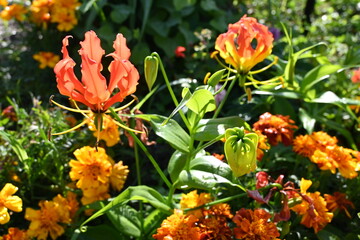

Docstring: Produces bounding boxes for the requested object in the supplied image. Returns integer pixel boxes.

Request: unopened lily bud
[224,127,258,177]
[144,55,159,91]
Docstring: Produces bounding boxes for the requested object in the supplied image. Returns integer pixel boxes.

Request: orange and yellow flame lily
[215,15,274,75]
[54,30,139,113]
[51,31,141,144]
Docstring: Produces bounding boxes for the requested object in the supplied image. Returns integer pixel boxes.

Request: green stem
[213,74,239,118]
[183,192,248,213]
[109,108,172,189]
[134,141,144,239]
[151,52,191,130]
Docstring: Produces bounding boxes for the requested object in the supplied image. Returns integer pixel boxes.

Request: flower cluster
[87,113,121,147]
[154,190,279,240]
[0,0,81,31]
[25,192,79,240]
[253,112,298,146]
[293,131,359,178]
[69,146,129,205]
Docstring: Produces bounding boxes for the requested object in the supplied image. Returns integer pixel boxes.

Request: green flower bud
[224,127,258,177]
[144,55,159,91]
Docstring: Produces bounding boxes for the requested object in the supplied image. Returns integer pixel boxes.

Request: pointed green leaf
[186,89,216,114]
[299,108,316,134]
[177,170,235,190]
[106,205,141,237]
[80,186,171,228]
[190,155,233,181]
[168,150,188,182]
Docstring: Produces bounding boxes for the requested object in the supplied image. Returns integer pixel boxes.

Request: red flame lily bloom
[54,30,139,113]
[215,15,273,74]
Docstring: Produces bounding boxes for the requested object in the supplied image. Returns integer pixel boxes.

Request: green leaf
[168,150,188,183]
[110,4,132,24]
[301,64,343,93]
[194,116,250,141]
[0,130,28,162]
[173,0,197,11]
[200,0,218,11]
[299,108,315,134]
[80,186,171,228]
[190,155,233,181]
[186,89,216,114]
[106,205,141,237]
[144,209,166,236]
[177,170,235,190]
[136,114,190,153]
[207,69,226,87]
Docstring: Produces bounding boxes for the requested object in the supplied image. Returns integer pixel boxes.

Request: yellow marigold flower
[311,145,358,179]
[25,200,66,240]
[0,183,22,225]
[51,9,78,32]
[0,4,27,21]
[69,146,113,190]
[29,0,52,25]
[1,227,28,240]
[33,52,60,69]
[87,114,121,147]
[153,209,201,240]
[81,184,110,205]
[110,161,129,192]
[0,0,7,7]
[232,208,280,240]
[180,190,212,218]
[51,192,79,224]
[324,192,354,218]
[293,131,338,158]
[52,0,81,9]
[291,178,333,233]
[215,15,273,74]
[253,112,298,146]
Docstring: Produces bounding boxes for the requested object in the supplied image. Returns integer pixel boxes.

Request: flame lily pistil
[51,30,141,143]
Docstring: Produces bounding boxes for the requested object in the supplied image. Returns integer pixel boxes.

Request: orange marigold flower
[180,190,212,218]
[153,209,201,240]
[0,183,22,225]
[87,113,120,147]
[324,192,354,218]
[205,203,233,219]
[69,146,113,190]
[351,68,360,84]
[199,216,233,240]
[0,4,27,21]
[33,52,60,69]
[1,227,28,240]
[254,130,270,160]
[293,131,338,158]
[291,178,333,233]
[25,200,66,240]
[215,15,273,74]
[310,145,358,179]
[232,208,280,240]
[253,112,298,146]
[109,161,129,192]
[54,30,139,113]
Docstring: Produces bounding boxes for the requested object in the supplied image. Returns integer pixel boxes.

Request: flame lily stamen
[248,56,278,75]
[51,120,88,136]
[50,97,91,114]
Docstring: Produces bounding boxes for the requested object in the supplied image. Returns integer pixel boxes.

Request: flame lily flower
[215,15,274,75]
[51,31,141,143]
